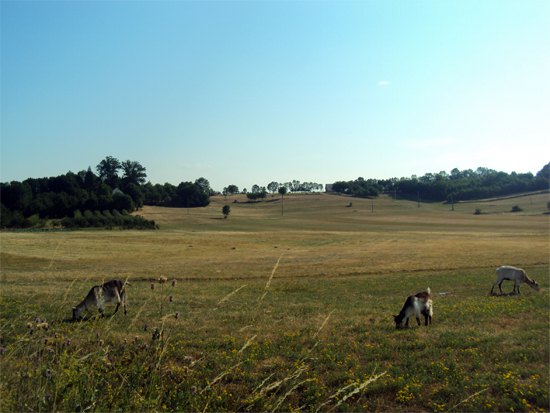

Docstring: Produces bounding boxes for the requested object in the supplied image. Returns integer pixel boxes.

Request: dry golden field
[0,193,548,412]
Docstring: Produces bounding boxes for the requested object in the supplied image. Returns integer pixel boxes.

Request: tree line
[222,181,324,200]
[3,155,548,228]
[331,163,550,202]
[0,156,210,229]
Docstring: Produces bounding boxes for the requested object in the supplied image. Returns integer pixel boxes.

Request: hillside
[137,192,550,233]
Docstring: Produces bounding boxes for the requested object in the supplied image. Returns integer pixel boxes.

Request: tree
[222,205,231,219]
[267,181,279,194]
[96,156,121,188]
[171,182,210,208]
[113,192,135,212]
[125,183,144,208]
[226,185,239,195]
[535,162,550,189]
[195,177,213,196]
[83,167,98,190]
[121,160,147,186]
[278,186,287,216]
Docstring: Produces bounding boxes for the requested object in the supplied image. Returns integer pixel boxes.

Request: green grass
[1,193,549,412]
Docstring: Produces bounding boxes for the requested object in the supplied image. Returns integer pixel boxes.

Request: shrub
[511,205,523,213]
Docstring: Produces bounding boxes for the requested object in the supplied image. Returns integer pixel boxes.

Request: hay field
[1,193,549,412]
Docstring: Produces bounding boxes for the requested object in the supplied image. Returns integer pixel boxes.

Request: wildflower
[36,322,49,331]
[171,279,177,287]
[0,347,7,356]
[169,295,173,302]
[175,311,179,319]
[44,369,52,380]
[150,283,155,290]
[143,324,148,332]
[159,275,168,284]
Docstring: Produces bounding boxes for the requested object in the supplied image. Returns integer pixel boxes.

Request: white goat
[490,266,539,295]
[393,287,433,329]
[73,279,128,320]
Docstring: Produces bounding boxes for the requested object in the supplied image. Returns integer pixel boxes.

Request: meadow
[1,193,549,412]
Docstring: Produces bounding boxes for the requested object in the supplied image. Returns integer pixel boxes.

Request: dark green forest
[331,163,550,201]
[0,156,210,229]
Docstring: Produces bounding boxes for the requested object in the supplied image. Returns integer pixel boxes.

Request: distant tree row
[141,180,210,208]
[1,156,211,228]
[331,163,550,202]
[222,180,323,198]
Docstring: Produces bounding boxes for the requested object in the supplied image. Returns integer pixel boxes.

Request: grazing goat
[73,279,128,320]
[394,288,433,329]
[490,266,539,295]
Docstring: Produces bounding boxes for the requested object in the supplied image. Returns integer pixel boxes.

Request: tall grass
[1,268,547,412]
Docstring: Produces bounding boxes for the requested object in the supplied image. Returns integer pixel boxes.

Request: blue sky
[2,0,549,191]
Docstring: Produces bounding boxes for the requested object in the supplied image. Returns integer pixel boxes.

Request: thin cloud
[377,80,391,86]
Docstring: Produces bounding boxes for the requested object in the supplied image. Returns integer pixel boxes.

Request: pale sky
[1,0,549,191]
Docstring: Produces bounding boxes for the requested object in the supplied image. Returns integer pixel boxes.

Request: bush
[474,209,482,215]
[511,205,523,213]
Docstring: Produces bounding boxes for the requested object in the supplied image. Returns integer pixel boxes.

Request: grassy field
[1,193,549,412]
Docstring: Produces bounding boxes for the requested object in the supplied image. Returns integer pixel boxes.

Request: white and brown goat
[73,279,128,320]
[490,266,539,295]
[393,288,433,329]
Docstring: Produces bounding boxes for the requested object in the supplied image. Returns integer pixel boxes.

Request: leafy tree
[247,185,267,200]
[195,177,213,196]
[124,183,144,208]
[1,181,32,212]
[267,181,279,194]
[121,160,147,186]
[171,182,210,208]
[222,205,231,219]
[96,156,122,188]
[113,192,135,212]
[1,204,13,227]
[82,167,98,190]
[535,162,549,189]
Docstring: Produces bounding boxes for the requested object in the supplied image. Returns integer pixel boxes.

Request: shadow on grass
[488,292,519,297]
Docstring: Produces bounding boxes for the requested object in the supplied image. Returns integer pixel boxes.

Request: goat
[73,279,128,320]
[394,287,433,329]
[490,266,539,295]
